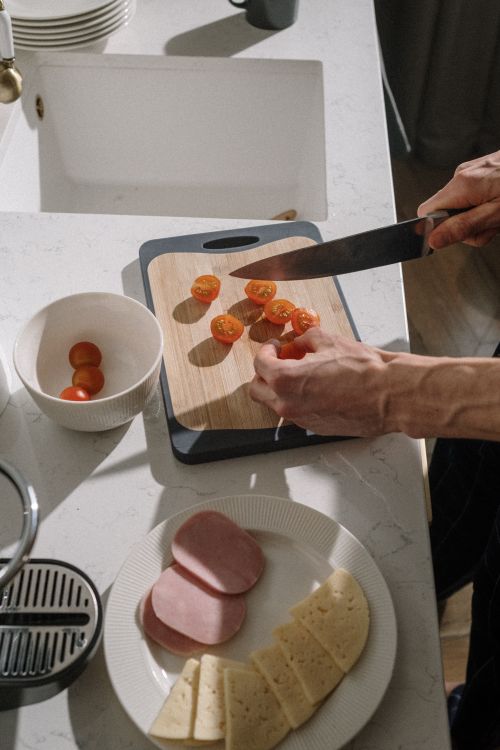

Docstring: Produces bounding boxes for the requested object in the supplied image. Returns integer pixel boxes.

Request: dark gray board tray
[139,221,359,464]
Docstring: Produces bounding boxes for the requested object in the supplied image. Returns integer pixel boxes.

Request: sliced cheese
[273,619,344,704]
[290,568,369,672]
[250,643,315,729]
[224,667,290,750]
[149,658,201,740]
[194,654,251,741]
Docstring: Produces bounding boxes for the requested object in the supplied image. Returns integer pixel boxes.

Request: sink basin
[0,53,327,220]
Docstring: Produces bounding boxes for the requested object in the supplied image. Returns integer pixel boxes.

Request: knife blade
[229,209,466,280]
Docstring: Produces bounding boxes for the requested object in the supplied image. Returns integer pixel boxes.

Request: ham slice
[151,563,246,645]
[140,589,204,656]
[172,511,265,594]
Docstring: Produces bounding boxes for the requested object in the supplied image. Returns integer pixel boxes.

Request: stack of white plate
[9,0,136,51]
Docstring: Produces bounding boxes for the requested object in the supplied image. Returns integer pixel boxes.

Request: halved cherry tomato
[244,279,277,305]
[291,307,320,335]
[69,341,102,369]
[210,314,244,344]
[263,298,295,325]
[191,274,221,304]
[59,386,90,401]
[278,341,306,360]
[72,365,105,395]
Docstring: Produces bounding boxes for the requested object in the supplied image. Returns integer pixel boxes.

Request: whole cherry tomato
[291,307,320,335]
[244,279,277,305]
[69,341,102,369]
[72,365,105,395]
[263,298,295,325]
[191,275,221,304]
[278,341,306,360]
[210,314,244,344]
[59,386,90,401]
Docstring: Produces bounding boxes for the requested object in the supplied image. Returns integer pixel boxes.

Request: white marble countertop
[0,1,451,748]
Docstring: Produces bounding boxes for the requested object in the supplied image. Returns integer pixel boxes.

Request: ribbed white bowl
[14,292,163,432]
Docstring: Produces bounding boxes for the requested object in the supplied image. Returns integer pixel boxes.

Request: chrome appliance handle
[0,458,39,588]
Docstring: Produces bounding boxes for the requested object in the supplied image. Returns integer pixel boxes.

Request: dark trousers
[429,342,500,750]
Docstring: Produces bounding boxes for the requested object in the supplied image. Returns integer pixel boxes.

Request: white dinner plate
[104,495,397,750]
[12,0,127,34]
[13,4,131,42]
[11,0,122,27]
[11,1,122,28]
[8,0,117,22]
[13,20,132,49]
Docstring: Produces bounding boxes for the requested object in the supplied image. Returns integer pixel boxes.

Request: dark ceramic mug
[228,0,299,30]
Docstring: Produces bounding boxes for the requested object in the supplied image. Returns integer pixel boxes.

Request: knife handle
[421,208,469,256]
[426,207,469,223]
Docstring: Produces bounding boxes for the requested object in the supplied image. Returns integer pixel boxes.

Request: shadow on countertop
[67,586,154,750]
[0,391,131,555]
[165,12,278,57]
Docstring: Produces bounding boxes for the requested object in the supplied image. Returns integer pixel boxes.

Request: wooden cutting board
[140,222,357,463]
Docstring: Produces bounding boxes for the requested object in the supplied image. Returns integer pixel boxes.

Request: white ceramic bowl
[14,292,164,431]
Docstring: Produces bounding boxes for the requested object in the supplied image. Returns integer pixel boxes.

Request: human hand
[250,328,500,441]
[417,150,500,249]
[249,328,398,437]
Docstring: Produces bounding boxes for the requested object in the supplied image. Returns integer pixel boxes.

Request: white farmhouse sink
[0,53,327,220]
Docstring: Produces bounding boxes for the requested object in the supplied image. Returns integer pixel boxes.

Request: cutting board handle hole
[202,235,260,250]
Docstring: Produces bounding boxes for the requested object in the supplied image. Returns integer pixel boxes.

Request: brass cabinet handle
[0,1,23,103]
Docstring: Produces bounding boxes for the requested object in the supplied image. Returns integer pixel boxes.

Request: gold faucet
[0,0,22,103]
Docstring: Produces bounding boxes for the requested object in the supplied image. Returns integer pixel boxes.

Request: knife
[229,209,467,280]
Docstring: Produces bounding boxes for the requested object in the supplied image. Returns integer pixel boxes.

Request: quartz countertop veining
[0,1,451,749]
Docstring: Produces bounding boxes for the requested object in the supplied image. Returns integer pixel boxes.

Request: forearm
[385,352,500,441]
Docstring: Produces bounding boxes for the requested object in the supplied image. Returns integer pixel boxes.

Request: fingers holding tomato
[278,341,306,360]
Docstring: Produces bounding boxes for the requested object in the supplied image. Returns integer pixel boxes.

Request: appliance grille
[0,559,102,708]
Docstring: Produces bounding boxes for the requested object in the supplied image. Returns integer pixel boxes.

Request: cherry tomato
[291,307,321,335]
[59,386,90,401]
[244,279,277,305]
[263,298,295,325]
[210,314,244,344]
[69,341,102,369]
[278,341,306,360]
[72,365,105,395]
[191,274,221,304]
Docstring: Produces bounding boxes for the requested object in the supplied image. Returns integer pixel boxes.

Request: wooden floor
[391,156,500,687]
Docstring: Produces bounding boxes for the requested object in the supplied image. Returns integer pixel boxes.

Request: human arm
[249,328,500,441]
[418,149,500,249]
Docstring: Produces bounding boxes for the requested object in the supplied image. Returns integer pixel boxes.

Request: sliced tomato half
[263,298,295,325]
[210,314,244,344]
[291,307,320,335]
[244,279,277,305]
[191,274,221,304]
